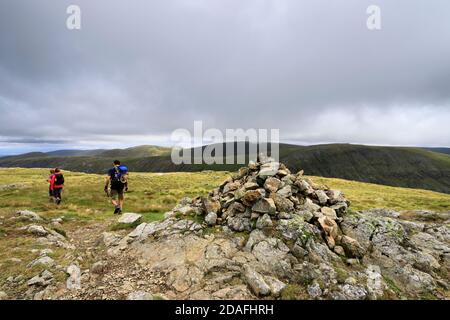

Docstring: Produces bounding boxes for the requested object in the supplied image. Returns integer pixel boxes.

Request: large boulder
[118,213,142,225]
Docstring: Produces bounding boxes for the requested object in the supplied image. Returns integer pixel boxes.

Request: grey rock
[223,181,241,194]
[264,177,282,193]
[340,235,366,258]
[245,229,267,252]
[326,190,346,205]
[271,194,294,213]
[276,186,292,198]
[27,225,48,237]
[28,270,53,287]
[252,198,276,215]
[205,212,218,226]
[242,189,265,206]
[66,264,81,290]
[334,284,368,300]
[331,202,348,217]
[118,213,142,225]
[28,256,55,268]
[202,197,221,214]
[315,190,329,205]
[299,198,321,213]
[28,275,46,286]
[251,238,292,277]
[366,265,384,299]
[17,210,42,221]
[264,276,286,297]
[321,207,337,220]
[295,179,314,195]
[257,162,280,179]
[127,291,155,300]
[41,270,53,280]
[101,232,122,247]
[227,216,251,232]
[278,211,292,220]
[256,214,273,230]
[243,182,259,190]
[307,282,323,299]
[244,266,271,296]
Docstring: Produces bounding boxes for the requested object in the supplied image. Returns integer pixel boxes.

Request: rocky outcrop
[104,158,450,300]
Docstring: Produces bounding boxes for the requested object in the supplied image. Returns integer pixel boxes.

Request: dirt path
[57,220,171,300]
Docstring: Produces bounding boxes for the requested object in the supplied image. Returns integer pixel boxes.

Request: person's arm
[104,175,110,192]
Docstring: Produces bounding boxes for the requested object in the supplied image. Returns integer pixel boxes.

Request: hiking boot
[117,209,123,215]
[113,207,120,214]
[56,198,61,205]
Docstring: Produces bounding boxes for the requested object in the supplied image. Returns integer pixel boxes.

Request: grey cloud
[0,0,449,152]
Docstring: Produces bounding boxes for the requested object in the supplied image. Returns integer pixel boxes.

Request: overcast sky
[1,0,449,155]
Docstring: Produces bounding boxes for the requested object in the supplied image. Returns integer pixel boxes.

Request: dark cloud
[0,0,449,153]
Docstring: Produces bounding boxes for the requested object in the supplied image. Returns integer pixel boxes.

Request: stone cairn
[165,156,361,258]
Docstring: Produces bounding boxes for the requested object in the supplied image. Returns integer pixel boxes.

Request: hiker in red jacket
[50,168,65,205]
[47,169,56,201]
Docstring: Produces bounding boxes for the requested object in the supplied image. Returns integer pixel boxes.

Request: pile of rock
[165,158,359,258]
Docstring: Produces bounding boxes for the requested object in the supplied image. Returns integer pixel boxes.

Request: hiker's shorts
[110,188,124,201]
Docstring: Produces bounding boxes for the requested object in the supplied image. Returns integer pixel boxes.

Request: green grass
[310,175,450,212]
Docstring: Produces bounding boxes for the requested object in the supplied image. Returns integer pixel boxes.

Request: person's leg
[118,191,124,211]
[49,188,54,202]
[54,188,62,205]
[110,190,121,214]
[57,188,61,204]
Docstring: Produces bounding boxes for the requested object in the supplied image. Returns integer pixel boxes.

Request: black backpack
[55,174,64,185]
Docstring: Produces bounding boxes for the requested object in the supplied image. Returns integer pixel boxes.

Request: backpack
[54,174,64,185]
[111,165,128,184]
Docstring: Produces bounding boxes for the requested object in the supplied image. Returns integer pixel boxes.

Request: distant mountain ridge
[424,147,450,156]
[0,143,449,194]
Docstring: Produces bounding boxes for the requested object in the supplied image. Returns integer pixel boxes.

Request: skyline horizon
[1,139,449,157]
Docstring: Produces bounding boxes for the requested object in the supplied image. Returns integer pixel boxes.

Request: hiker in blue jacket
[104,160,129,214]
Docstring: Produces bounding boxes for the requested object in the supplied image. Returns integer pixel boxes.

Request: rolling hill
[0,143,449,194]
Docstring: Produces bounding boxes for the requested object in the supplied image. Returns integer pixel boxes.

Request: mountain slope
[424,147,450,156]
[0,143,449,194]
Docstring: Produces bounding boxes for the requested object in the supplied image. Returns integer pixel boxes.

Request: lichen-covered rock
[264,177,282,193]
[256,214,272,230]
[252,198,276,215]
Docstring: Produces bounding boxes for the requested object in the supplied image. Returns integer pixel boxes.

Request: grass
[280,284,309,300]
[310,176,450,212]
